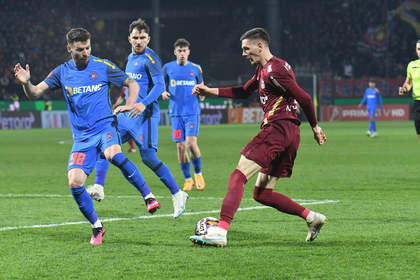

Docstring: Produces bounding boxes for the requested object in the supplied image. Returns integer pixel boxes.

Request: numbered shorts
[171,115,200,142]
[366,109,376,118]
[412,100,420,134]
[68,121,121,175]
[240,120,300,178]
[117,113,159,151]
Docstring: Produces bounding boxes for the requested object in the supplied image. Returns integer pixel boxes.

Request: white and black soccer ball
[195,217,219,235]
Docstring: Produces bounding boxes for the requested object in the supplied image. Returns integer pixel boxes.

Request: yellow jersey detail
[93,58,116,69]
[192,63,202,73]
[145,53,155,64]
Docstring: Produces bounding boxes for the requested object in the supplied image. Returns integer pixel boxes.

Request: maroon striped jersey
[219,56,317,127]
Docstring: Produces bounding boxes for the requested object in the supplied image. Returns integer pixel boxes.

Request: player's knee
[253,186,273,204]
[141,148,161,168]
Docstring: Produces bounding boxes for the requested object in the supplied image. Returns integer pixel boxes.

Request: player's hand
[192,84,216,96]
[162,91,170,101]
[398,86,407,95]
[14,63,31,84]
[128,102,146,118]
[312,125,326,145]
[199,95,205,101]
[357,104,361,108]
[113,105,132,115]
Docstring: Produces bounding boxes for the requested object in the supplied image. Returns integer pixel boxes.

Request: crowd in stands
[1,0,418,102]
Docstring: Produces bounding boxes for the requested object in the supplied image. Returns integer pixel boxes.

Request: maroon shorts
[241,120,300,178]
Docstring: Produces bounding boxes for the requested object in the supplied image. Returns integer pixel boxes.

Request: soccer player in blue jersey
[358,78,384,137]
[14,28,161,245]
[87,18,188,218]
[162,38,205,191]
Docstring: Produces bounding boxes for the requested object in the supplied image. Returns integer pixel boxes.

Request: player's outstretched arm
[14,63,49,100]
[192,83,219,97]
[312,125,326,145]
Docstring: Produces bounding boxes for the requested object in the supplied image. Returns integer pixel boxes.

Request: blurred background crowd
[0,0,418,102]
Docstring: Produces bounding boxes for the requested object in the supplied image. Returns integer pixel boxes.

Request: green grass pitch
[1,121,419,279]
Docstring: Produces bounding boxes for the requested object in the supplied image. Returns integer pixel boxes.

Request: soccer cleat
[366,130,371,136]
[90,224,106,245]
[183,178,194,191]
[194,173,205,190]
[127,148,136,153]
[172,190,189,218]
[86,184,105,202]
[306,213,327,242]
[145,197,161,214]
[371,132,378,137]
[189,227,227,247]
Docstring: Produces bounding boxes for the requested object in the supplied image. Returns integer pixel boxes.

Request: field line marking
[0,200,338,232]
[0,193,338,202]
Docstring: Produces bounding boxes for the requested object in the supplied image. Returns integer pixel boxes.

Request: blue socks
[111,152,151,198]
[370,120,377,132]
[94,155,109,187]
[181,157,202,179]
[180,162,191,180]
[70,186,98,225]
[141,148,180,195]
[191,157,202,174]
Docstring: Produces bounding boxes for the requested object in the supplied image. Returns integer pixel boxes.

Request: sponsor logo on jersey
[261,80,265,89]
[65,84,102,97]
[171,79,195,87]
[89,70,99,81]
[267,64,272,73]
[127,72,142,80]
[284,62,291,71]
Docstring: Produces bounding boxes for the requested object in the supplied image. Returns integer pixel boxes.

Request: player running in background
[358,78,383,137]
[87,18,188,219]
[14,28,160,245]
[399,39,420,143]
[189,28,327,247]
[162,38,205,191]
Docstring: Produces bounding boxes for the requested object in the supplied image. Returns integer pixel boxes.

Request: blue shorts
[117,113,159,151]
[367,109,376,117]
[68,121,121,175]
[171,115,200,142]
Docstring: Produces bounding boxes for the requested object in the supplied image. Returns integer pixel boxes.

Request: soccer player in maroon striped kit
[189,28,327,247]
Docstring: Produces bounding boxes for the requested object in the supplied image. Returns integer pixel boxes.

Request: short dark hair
[369,78,376,83]
[174,38,190,49]
[66,28,91,46]
[129,18,150,35]
[240,28,270,46]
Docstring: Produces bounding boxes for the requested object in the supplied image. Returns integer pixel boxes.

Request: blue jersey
[125,47,164,118]
[162,61,203,116]
[44,55,128,140]
[360,87,383,111]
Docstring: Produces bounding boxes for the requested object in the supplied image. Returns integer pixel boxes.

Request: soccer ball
[195,217,219,235]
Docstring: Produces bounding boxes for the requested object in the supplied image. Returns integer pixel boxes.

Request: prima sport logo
[170,79,195,87]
